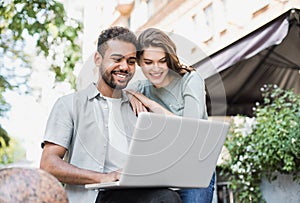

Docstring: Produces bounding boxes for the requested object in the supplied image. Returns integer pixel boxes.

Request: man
[40,26,181,203]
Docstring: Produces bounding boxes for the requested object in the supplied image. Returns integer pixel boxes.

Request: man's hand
[101,170,122,183]
[40,142,121,185]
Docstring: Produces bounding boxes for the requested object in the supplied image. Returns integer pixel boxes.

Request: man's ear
[94,51,102,66]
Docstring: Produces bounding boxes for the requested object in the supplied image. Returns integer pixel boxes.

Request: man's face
[96,40,136,90]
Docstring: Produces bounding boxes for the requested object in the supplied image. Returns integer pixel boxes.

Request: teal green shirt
[129,71,208,119]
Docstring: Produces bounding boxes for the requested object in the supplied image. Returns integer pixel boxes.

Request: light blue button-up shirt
[43,83,137,203]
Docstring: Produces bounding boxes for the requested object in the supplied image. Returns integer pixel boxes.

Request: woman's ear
[94,51,102,66]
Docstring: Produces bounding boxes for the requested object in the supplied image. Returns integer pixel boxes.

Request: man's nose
[119,59,129,70]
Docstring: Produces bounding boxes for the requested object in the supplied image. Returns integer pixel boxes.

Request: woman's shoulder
[127,79,150,91]
[182,70,204,84]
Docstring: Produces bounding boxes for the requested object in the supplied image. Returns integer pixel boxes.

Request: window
[204,3,214,29]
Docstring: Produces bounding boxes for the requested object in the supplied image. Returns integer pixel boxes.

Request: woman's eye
[144,61,152,65]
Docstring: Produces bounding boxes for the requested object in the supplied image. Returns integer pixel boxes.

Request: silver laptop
[85,112,229,190]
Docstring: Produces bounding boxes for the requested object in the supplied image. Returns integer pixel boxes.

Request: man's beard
[100,67,132,90]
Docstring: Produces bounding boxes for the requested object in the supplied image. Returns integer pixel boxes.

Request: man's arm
[40,142,120,185]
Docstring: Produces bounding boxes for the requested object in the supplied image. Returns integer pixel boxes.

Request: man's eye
[112,58,122,62]
[127,59,136,65]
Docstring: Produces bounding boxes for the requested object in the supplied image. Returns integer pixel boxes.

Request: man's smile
[112,70,131,81]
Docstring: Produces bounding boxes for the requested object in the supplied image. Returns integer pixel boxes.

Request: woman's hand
[126,90,149,116]
[126,90,174,116]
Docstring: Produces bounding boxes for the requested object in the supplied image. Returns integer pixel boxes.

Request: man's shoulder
[57,84,94,104]
[55,92,75,104]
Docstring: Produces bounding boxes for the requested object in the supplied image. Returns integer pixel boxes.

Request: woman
[126,28,215,203]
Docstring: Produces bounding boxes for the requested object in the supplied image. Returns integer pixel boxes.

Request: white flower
[231,164,240,172]
[239,156,244,161]
[233,116,245,127]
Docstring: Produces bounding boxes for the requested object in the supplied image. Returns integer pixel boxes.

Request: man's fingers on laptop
[99,172,119,183]
[111,171,121,181]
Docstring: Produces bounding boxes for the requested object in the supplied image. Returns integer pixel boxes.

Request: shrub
[220,84,300,202]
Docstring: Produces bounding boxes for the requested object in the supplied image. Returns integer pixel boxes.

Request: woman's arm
[126,91,149,116]
[126,89,174,116]
[182,72,208,119]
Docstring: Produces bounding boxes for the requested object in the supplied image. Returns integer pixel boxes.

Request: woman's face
[139,46,172,88]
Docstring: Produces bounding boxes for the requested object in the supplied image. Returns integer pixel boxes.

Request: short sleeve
[182,71,208,119]
[43,96,74,149]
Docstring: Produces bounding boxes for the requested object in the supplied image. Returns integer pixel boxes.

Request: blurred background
[1,0,300,202]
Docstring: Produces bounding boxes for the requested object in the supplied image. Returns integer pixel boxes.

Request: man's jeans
[177,173,215,203]
[96,188,182,203]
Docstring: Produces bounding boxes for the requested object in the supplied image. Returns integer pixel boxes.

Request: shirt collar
[87,83,129,102]
[87,83,100,100]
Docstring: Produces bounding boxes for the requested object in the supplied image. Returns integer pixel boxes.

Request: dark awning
[194,9,300,116]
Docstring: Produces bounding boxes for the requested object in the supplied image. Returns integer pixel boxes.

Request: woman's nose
[152,63,160,70]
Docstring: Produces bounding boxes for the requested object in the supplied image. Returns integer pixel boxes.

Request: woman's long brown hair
[137,28,195,76]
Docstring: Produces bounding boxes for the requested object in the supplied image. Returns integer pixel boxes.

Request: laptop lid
[85,112,229,189]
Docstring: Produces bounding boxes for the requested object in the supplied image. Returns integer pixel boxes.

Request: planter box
[260,173,300,203]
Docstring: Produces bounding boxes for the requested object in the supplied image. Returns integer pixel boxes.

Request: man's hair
[97,26,137,56]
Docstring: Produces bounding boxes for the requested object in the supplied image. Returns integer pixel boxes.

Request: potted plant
[219,84,300,202]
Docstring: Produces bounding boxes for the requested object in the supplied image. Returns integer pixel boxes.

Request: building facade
[69,0,300,60]
[64,0,300,89]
